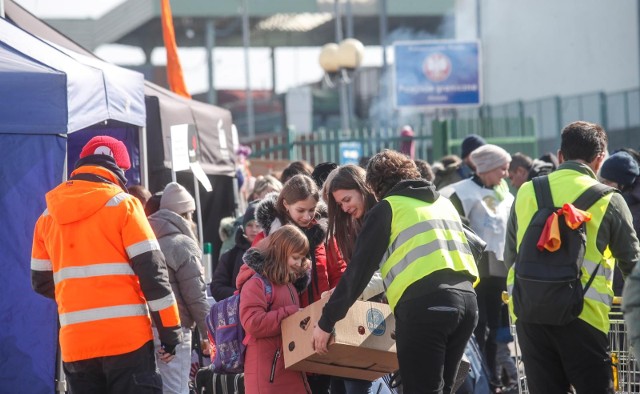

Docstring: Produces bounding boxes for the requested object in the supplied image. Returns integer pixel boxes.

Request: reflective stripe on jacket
[31,165,180,361]
[506,168,615,333]
[381,195,479,310]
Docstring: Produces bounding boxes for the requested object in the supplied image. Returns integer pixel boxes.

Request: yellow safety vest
[506,169,615,333]
[381,195,479,310]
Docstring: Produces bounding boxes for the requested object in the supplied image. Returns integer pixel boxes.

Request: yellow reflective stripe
[147,293,177,312]
[31,258,53,271]
[105,192,128,207]
[59,304,148,326]
[126,239,160,258]
[53,263,134,284]
[381,219,465,263]
[383,238,471,288]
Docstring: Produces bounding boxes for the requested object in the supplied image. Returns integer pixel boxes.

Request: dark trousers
[395,288,478,394]
[516,319,614,394]
[330,376,372,394]
[474,276,505,385]
[64,341,162,394]
[308,374,331,394]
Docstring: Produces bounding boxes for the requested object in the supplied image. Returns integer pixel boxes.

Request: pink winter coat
[237,256,311,394]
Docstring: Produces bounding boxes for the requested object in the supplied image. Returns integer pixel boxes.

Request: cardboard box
[281,297,398,381]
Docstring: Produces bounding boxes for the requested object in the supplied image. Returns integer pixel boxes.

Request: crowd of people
[30,120,640,394]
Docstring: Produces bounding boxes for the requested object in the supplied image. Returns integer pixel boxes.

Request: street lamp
[319,38,364,131]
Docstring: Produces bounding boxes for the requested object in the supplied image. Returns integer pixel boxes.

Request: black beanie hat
[461,134,487,159]
[600,151,639,187]
[242,200,259,229]
[311,162,338,188]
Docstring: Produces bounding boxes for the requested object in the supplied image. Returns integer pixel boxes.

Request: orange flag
[537,203,593,252]
[538,211,561,252]
[160,0,191,98]
[561,203,592,230]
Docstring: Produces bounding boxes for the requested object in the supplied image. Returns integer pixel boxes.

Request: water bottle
[203,242,212,285]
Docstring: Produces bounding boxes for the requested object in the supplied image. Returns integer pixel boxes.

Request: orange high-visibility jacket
[31,165,181,362]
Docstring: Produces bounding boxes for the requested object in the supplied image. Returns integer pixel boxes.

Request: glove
[160,342,177,356]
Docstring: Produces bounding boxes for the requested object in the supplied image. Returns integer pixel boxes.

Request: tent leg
[194,173,204,246]
[55,343,67,393]
[232,176,243,217]
[139,126,149,188]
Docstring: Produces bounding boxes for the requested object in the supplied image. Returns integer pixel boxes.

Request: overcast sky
[13,0,386,94]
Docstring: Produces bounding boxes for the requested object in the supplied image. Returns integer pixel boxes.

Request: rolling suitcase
[194,366,244,394]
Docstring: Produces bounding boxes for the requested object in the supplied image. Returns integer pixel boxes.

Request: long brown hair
[261,225,310,285]
[326,165,377,262]
[275,174,319,225]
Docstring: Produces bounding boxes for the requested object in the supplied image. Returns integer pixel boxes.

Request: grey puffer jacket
[148,209,209,340]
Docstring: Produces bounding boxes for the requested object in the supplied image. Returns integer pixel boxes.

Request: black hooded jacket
[210,227,253,301]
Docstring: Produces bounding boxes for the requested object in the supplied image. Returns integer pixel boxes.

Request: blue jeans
[153,327,192,394]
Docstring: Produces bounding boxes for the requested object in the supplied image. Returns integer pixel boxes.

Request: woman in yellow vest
[313,149,479,394]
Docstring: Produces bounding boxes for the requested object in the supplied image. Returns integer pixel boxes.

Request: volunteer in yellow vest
[31,136,182,394]
[313,149,479,394]
[504,121,640,394]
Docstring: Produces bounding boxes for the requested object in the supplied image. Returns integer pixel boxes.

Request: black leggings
[394,288,478,394]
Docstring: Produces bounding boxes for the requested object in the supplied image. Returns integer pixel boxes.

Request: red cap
[79,136,131,170]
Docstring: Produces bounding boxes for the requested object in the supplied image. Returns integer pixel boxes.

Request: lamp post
[319,38,364,132]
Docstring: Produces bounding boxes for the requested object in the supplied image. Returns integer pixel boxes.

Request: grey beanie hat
[160,182,195,215]
[470,144,511,174]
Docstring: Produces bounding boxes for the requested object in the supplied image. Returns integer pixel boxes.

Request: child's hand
[201,339,211,356]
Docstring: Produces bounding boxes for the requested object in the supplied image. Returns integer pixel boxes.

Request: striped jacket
[31,165,181,362]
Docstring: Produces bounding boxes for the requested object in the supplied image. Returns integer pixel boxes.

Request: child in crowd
[254,174,346,393]
[237,225,312,394]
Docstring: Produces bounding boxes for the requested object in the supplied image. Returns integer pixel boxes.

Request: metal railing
[243,87,640,166]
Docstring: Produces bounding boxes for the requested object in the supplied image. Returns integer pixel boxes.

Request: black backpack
[512,175,615,326]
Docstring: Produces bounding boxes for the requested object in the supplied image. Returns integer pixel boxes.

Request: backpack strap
[252,273,274,310]
[571,182,615,294]
[532,176,554,209]
[571,182,616,211]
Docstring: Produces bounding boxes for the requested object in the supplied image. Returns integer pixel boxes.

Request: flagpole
[241,0,255,139]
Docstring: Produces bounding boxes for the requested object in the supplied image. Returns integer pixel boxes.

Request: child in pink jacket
[238,225,312,394]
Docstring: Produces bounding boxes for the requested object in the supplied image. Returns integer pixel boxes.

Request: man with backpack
[504,121,640,393]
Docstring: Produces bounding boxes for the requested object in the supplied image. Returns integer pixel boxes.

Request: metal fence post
[555,96,563,147]
[600,91,608,130]
[287,126,297,161]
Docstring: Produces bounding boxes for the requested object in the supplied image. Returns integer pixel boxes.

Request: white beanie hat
[160,182,195,215]
[470,144,511,174]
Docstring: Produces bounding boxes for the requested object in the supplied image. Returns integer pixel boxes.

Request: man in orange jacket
[31,136,182,394]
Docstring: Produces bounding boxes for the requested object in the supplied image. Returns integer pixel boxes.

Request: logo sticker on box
[366,308,386,336]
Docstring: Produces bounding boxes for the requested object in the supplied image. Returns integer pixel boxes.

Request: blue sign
[339,142,363,165]
[393,40,481,108]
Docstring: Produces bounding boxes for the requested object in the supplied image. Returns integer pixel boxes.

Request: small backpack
[206,273,273,374]
[512,175,615,326]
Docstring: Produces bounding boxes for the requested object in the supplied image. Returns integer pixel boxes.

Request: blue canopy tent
[0,17,146,394]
